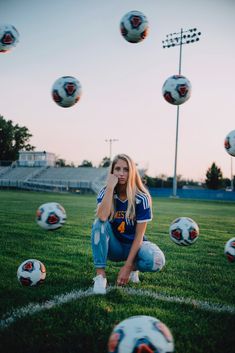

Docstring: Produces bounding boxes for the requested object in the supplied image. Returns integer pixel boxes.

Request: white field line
[1,286,235,330]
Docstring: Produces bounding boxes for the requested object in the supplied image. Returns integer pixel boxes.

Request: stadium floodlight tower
[105,138,119,161]
[230,156,234,191]
[162,28,201,197]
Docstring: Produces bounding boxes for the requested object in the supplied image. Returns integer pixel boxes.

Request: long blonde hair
[109,154,152,220]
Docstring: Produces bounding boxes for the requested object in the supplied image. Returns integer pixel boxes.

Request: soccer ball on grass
[224,130,235,157]
[107,315,174,353]
[224,237,235,262]
[36,202,67,230]
[162,75,192,105]
[17,259,46,286]
[51,76,82,108]
[0,24,19,53]
[120,11,149,43]
[169,217,199,245]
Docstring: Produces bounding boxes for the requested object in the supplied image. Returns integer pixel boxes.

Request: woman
[91,154,165,294]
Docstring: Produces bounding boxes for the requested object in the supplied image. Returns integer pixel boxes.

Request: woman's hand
[117,264,134,286]
[106,174,118,189]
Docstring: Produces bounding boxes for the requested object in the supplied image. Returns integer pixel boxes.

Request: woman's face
[113,158,129,185]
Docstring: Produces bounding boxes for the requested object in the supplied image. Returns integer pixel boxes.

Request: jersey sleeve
[136,193,152,223]
[97,187,106,205]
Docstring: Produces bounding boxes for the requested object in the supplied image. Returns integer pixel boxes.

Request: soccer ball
[169,217,199,245]
[120,11,149,43]
[51,76,82,108]
[224,130,235,157]
[17,259,46,286]
[162,75,192,105]
[0,24,19,53]
[36,202,67,230]
[224,237,235,262]
[107,315,174,353]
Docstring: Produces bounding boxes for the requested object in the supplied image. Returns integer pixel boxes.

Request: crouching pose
[91,154,165,294]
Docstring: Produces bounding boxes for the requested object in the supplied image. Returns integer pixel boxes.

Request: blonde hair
[109,154,152,220]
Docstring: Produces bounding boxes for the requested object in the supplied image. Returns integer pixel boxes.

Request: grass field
[0,189,235,353]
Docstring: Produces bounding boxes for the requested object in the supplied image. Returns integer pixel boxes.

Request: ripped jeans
[91,219,165,272]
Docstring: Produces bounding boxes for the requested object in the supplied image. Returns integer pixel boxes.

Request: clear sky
[1,0,235,181]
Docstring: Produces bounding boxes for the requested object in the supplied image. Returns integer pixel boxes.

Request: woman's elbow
[97,211,109,222]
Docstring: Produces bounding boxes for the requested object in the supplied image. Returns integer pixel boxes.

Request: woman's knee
[91,218,110,245]
[137,242,165,272]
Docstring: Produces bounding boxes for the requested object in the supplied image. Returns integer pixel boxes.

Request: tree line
[0,115,233,190]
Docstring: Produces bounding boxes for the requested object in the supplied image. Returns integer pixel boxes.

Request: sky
[1,0,235,181]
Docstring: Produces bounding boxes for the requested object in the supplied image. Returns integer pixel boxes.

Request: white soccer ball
[107,315,174,353]
[224,237,235,262]
[36,202,67,230]
[51,76,82,107]
[0,24,19,53]
[17,259,46,286]
[120,10,149,43]
[224,130,235,157]
[169,217,199,246]
[162,75,192,105]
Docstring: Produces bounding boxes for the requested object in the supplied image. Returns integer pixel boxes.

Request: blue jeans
[91,219,165,272]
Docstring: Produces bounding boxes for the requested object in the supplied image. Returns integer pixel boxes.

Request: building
[18,151,56,167]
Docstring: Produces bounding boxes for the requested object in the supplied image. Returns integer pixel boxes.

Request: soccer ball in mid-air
[169,217,199,245]
[224,237,235,262]
[17,259,46,286]
[120,10,149,43]
[36,202,67,230]
[0,24,19,53]
[51,76,82,107]
[107,315,174,353]
[224,130,235,157]
[162,75,192,105]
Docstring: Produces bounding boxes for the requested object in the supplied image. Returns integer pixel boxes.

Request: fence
[149,188,235,201]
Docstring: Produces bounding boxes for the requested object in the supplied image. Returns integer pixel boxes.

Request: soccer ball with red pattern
[51,76,82,108]
[107,315,174,353]
[120,11,149,43]
[17,259,46,286]
[224,237,235,262]
[224,130,235,157]
[162,75,192,105]
[36,202,67,230]
[169,217,199,246]
[0,24,19,53]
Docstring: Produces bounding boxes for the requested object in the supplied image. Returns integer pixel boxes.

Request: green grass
[0,190,235,353]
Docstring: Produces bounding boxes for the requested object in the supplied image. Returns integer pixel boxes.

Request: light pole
[230,156,234,191]
[105,138,119,161]
[162,28,201,197]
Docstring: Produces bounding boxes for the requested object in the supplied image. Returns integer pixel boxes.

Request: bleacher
[0,166,108,194]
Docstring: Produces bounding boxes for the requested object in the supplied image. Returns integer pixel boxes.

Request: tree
[78,160,93,167]
[55,158,66,167]
[99,156,111,168]
[0,115,34,161]
[205,162,223,189]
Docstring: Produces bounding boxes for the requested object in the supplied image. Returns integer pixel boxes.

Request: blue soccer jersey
[97,187,152,243]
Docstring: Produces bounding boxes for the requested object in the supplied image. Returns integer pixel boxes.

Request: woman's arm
[97,174,118,221]
[117,222,147,285]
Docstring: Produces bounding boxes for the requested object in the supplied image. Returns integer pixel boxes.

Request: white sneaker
[129,271,140,283]
[93,274,107,294]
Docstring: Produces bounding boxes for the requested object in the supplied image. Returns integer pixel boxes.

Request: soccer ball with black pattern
[120,11,149,43]
[36,202,67,230]
[17,259,46,286]
[162,75,192,105]
[0,24,19,53]
[107,315,174,353]
[169,217,199,246]
[224,237,235,262]
[224,130,235,157]
[51,76,82,108]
